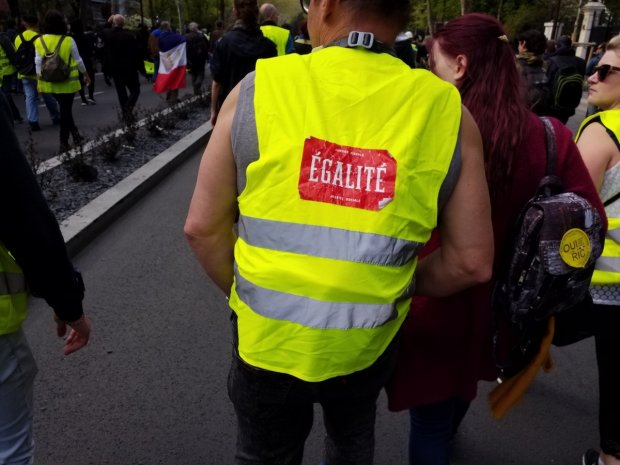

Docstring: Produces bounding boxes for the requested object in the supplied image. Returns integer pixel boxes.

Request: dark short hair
[22,15,38,25]
[347,0,411,31]
[556,35,572,48]
[44,10,67,35]
[516,29,547,55]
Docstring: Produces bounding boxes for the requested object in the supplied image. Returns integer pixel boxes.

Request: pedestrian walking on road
[184,22,209,95]
[259,3,294,56]
[209,0,276,125]
[14,15,60,131]
[102,14,145,121]
[185,0,495,462]
[0,90,92,465]
[34,10,91,152]
[154,21,187,105]
[70,18,97,106]
[575,34,620,465]
[0,26,23,123]
[385,14,605,465]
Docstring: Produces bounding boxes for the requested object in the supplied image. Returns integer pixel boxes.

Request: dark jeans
[78,60,95,101]
[53,92,77,145]
[112,73,140,118]
[408,397,470,465]
[228,314,398,465]
[594,304,620,458]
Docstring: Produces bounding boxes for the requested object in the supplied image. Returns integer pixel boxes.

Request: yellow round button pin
[559,228,591,268]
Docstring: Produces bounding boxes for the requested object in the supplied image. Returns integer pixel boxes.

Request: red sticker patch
[298,137,396,211]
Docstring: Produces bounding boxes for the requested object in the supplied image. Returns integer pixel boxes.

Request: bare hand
[54,314,92,355]
[83,73,92,87]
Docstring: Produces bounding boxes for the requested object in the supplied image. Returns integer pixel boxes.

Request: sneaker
[72,132,84,145]
[29,122,41,131]
[87,97,96,104]
[582,449,602,465]
[81,101,89,106]
[59,142,71,153]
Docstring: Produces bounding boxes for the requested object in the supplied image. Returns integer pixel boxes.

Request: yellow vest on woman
[0,244,28,335]
[229,46,462,382]
[576,109,620,300]
[34,34,80,93]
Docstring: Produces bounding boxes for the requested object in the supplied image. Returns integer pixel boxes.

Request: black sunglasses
[300,0,309,14]
[594,64,620,82]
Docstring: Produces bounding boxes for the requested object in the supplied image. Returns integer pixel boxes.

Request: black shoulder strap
[540,117,557,176]
[606,128,620,152]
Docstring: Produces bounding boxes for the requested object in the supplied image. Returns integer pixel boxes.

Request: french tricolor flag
[153,42,187,93]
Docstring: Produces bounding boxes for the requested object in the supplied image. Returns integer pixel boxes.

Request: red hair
[432,13,529,201]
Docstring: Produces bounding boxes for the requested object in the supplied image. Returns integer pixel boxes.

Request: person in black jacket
[102,14,146,121]
[0,91,91,465]
[209,0,277,125]
[546,35,586,123]
[185,22,209,95]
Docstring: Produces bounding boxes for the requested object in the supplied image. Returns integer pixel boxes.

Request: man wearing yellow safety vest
[259,3,294,56]
[185,0,493,462]
[14,15,61,131]
[0,92,91,465]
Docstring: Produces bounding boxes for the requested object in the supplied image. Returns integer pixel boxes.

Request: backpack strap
[39,35,51,55]
[54,35,66,53]
[540,117,558,176]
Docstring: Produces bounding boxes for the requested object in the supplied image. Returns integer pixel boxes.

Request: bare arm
[576,122,619,191]
[185,84,239,296]
[415,106,494,297]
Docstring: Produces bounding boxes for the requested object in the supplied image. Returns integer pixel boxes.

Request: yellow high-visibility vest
[0,244,27,335]
[230,46,462,381]
[576,109,620,303]
[34,34,80,94]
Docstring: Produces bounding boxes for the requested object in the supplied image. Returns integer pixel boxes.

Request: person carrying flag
[153,21,186,105]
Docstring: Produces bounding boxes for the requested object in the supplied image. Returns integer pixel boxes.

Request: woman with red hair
[386,13,604,465]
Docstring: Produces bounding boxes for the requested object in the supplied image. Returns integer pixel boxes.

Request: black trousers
[52,92,77,145]
[594,304,620,458]
[112,73,140,117]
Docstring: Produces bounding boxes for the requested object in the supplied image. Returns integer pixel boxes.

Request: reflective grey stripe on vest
[238,215,423,266]
[595,256,620,273]
[235,267,398,329]
[0,272,26,295]
[608,227,620,243]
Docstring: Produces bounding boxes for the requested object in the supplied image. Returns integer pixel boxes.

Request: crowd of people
[1,0,619,465]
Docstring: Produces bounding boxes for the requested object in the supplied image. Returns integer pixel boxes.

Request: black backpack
[492,117,604,379]
[15,32,39,76]
[521,61,551,115]
[551,62,584,112]
[39,35,71,82]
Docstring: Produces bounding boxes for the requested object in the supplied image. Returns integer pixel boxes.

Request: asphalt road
[23,143,600,465]
[9,72,198,160]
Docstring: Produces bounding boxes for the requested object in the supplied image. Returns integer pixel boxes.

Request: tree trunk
[426,0,433,34]
[551,0,562,39]
[571,0,585,42]
[497,0,504,21]
[460,0,467,16]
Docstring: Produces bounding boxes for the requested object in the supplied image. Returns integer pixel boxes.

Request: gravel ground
[35,99,210,223]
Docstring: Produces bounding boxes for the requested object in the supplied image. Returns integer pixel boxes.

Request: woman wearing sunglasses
[385,13,605,465]
[575,35,620,465]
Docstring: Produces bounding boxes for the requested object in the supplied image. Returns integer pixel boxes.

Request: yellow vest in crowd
[229,46,462,382]
[260,25,290,56]
[0,244,28,335]
[34,34,80,94]
[0,40,15,78]
[14,29,39,79]
[576,109,620,293]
